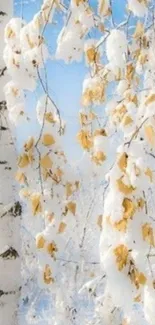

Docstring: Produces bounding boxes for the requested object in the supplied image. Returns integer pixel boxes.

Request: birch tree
[0,1,22,325]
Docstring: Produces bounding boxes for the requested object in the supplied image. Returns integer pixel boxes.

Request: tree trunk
[0,2,21,324]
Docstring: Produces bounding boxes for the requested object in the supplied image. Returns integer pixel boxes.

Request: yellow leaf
[123,198,135,220]
[144,125,155,146]
[86,47,96,63]
[42,134,55,146]
[117,178,135,195]
[142,223,155,246]
[133,21,144,39]
[36,234,45,249]
[134,294,141,302]
[66,182,73,198]
[43,264,54,284]
[30,193,42,216]
[40,155,53,169]
[125,63,135,82]
[114,244,129,271]
[145,168,153,182]
[18,154,30,168]
[114,219,128,232]
[92,151,106,165]
[24,137,34,152]
[67,201,76,215]
[46,241,58,258]
[138,272,146,285]
[94,128,107,137]
[122,115,133,126]
[15,171,26,184]
[58,222,67,233]
[137,198,145,209]
[6,26,15,39]
[45,112,55,123]
[77,130,93,150]
[145,94,155,106]
[118,152,128,171]
[98,0,109,15]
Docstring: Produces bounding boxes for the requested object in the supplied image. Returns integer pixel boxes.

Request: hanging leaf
[24,137,34,152]
[43,264,54,284]
[92,151,106,165]
[142,223,155,246]
[40,154,53,169]
[42,134,55,146]
[18,154,30,168]
[117,178,135,195]
[30,193,42,216]
[15,171,27,184]
[145,94,155,106]
[145,168,153,182]
[118,152,128,171]
[58,222,67,233]
[144,125,155,146]
[114,244,129,271]
[77,130,93,150]
[36,234,45,249]
[66,202,76,215]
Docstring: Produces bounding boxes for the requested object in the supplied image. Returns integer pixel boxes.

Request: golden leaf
[118,152,128,171]
[43,264,54,284]
[45,112,55,123]
[66,182,73,198]
[66,202,76,215]
[133,21,144,39]
[145,168,153,182]
[30,193,42,216]
[98,0,109,15]
[47,241,58,258]
[134,294,141,302]
[40,155,53,169]
[6,27,15,39]
[115,219,128,232]
[77,130,93,150]
[144,125,155,146]
[117,178,135,195]
[114,244,128,271]
[15,171,27,184]
[36,234,45,249]
[142,223,155,246]
[18,154,30,168]
[58,222,67,233]
[137,198,145,209]
[126,63,135,82]
[94,128,107,137]
[97,215,103,230]
[42,134,55,146]
[123,198,135,220]
[122,115,133,126]
[92,151,106,165]
[24,137,34,152]
[86,47,96,63]
[79,113,88,126]
[145,94,155,106]
[138,272,146,285]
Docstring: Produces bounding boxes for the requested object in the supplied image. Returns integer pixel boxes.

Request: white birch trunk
[0,2,21,324]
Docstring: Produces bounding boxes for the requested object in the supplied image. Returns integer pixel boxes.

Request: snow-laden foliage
[3,0,155,324]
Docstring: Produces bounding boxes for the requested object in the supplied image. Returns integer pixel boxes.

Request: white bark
[0,2,21,324]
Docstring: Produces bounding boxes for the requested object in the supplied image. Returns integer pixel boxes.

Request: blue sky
[14,0,127,161]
